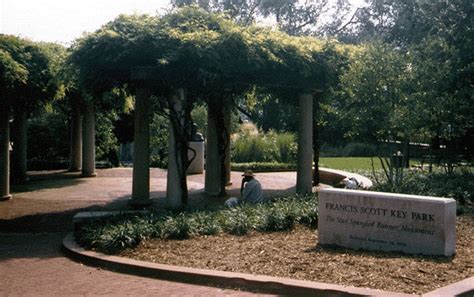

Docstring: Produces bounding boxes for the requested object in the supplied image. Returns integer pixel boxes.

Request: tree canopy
[0,34,60,112]
[68,7,344,102]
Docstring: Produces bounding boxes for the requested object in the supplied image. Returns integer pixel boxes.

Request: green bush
[161,214,192,239]
[231,124,297,163]
[268,131,297,163]
[371,169,473,205]
[231,162,296,172]
[76,195,319,254]
[220,206,255,235]
[232,133,275,163]
[190,212,222,235]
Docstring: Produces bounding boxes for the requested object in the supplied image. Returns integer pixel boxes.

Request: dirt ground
[121,214,474,295]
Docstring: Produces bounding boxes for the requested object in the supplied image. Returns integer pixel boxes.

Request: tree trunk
[11,111,28,184]
[0,105,12,200]
[131,88,151,206]
[81,102,96,177]
[296,93,313,195]
[69,96,82,172]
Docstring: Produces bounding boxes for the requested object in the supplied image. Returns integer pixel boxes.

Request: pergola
[2,8,341,207]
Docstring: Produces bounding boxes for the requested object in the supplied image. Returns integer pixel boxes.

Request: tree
[0,35,61,184]
[0,44,28,200]
[171,0,353,37]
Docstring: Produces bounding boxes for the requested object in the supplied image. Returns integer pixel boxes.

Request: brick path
[0,168,298,296]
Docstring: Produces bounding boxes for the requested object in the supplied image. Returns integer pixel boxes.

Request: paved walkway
[0,168,300,296]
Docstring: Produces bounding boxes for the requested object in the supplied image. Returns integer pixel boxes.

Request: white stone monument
[318,188,456,256]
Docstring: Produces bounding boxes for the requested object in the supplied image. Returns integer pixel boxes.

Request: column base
[81,172,97,178]
[128,198,153,208]
[0,194,12,201]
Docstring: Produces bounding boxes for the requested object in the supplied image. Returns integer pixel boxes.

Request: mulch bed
[120,213,474,295]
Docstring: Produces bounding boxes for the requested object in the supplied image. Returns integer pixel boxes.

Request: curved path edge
[62,234,411,297]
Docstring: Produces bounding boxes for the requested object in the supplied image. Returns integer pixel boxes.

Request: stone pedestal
[187,141,204,174]
[0,107,12,201]
[131,88,151,206]
[296,93,313,194]
[81,102,96,177]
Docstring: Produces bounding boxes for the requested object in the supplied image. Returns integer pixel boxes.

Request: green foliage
[220,206,255,235]
[95,112,119,163]
[231,123,297,163]
[27,105,69,163]
[76,194,318,254]
[189,211,222,235]
[76,214,157,254]
[0,48,27,99]
[69,7,339,101]
[190,104,208,138]
[0,34,60,110]
[150,113,169,168]
[372,170,473,206]
[338,42,410,143]
[231,162,296,172]
[161,214,192,239]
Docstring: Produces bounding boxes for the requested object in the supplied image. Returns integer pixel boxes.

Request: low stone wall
[318,167,373,189]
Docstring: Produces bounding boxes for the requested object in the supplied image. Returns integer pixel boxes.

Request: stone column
[205,108,221,196]
[0,106,12,201]
[69,98,82,172]
[131,88,151,206]
[11,111,28,184]
[167,89,186,209]
[81,102,96,177]
[296,93,313,195]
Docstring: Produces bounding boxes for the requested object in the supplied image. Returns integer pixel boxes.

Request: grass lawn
[319,157,421,171]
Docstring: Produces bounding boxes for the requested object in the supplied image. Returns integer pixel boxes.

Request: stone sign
[318,188,456,256]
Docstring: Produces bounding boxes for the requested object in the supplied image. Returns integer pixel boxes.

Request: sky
[1,0,170,45]
[1,0,364,45]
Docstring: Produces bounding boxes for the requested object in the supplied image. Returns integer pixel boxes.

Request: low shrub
[189,212,221,236]
[76,195,318,254]
[231,162,296,172]
[161,214,192,239]
[370,169,473,205]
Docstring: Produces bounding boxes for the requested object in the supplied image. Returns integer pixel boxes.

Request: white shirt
[242,178,264,204]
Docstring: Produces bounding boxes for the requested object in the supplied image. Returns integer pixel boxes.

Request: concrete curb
[422,277,474,297]
[62,234,411,296]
